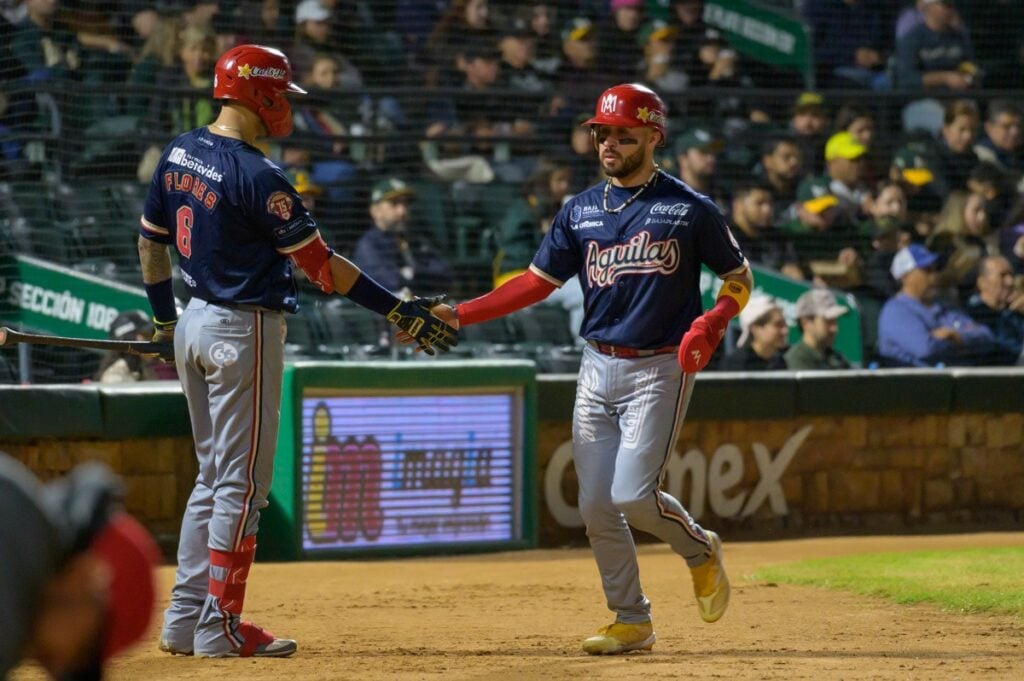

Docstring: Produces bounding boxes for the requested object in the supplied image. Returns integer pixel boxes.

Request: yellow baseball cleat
[690,530,730,623]
[581,620,656,655]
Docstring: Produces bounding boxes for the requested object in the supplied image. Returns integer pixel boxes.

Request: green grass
[755,547,1024,618]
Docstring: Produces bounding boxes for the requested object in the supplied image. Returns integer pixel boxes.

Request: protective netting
[2,1,1024,382]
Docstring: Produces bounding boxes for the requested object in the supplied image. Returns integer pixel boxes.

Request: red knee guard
[209,535,256,615]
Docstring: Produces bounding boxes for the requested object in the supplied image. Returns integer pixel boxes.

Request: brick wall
[538,412,1024,545]
[5,437,197,546]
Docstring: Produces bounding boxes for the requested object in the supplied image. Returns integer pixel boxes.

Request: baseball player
[428,83,752,654]
[138,44,456,659]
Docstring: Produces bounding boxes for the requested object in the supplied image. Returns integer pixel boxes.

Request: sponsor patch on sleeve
[266,191,294,221]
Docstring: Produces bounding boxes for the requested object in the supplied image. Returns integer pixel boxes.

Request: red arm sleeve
[455,269,557,326]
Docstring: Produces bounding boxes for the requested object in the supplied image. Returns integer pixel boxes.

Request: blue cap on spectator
[890,244,940,280]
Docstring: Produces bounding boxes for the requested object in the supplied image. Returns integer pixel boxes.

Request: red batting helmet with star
[213,44,306,137]
[583,83,668,139]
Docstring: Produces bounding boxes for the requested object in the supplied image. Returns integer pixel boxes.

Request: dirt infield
[12,532,1024,680]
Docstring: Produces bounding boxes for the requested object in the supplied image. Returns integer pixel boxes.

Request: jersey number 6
[176,205,193,258]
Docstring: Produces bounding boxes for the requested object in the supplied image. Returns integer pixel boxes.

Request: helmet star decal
[636,106,650,122]
[238,63,253,79]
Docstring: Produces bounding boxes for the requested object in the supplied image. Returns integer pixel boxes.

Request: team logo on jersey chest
[266,191,294,220]
[585,231,680,287]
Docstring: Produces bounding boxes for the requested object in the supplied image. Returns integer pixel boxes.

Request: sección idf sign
[299,392,524,552]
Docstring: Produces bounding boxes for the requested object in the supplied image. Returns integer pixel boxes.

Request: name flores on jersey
[585,231,680,287]
[164,171,221,210]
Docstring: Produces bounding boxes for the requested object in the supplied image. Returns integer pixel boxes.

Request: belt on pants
[587,340,677,359]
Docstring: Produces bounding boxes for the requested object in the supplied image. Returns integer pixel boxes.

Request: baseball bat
[0,326,175,360]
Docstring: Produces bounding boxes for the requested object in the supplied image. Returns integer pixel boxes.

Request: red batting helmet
[583,83,668,139]
[213,44,306,138]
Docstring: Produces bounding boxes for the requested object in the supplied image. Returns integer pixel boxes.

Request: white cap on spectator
[737,295,780,347]
[794,288,847,320]
[296,0,330,23]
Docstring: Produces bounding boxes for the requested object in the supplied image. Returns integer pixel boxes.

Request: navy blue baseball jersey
[531,171,746,348]
[140,127,317,313]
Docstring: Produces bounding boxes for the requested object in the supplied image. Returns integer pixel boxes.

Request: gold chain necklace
[603,166,661,214]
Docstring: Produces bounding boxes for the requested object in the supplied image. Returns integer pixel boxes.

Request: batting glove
[386,296,458,356]
[152,318,177,344]
[678,310,728,373]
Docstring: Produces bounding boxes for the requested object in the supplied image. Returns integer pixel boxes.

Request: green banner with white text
[700,264,863,365]
[0,255,151,339]
[704,0,814,87]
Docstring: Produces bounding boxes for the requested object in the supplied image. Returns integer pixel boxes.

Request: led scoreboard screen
[299,390,523,552]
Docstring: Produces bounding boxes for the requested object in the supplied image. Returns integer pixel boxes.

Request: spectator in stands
[161,25,216,134]
[835,104,882,184]
[930,191,995,305]
[789,92,829,176]
[999,198,1024,275]
[894,0,976,91]
[495,158,570,285]
[238,0,287,47]
[674,127,721,200]
[564,112,600,194]
[95,310,176,383]
[966,255,1024,365]
[524,2,559,76]
[286,168,322,214]
[974,100,1023,178]
[803,0,888,90]
[395,0,442,67]
[291,0,338,81]
[728,182,803,280]
[498,15,549,93]
[784,288,851,370]
[800,131,870,226]
[754,136,803,225]
[878,244,994,366]
[352,178,452,298]
[668,0,706,76]
[720,296,788,371]
[182,0,219,31]
[890,143,945,215]
[551,18,604,115]
[426,0,496,86]
[936,99,980,193]
[636,19,688,95]
[125,13,181,122]
[859,214,909,302]
[596,0,645,82]
[968,162,1013,235]
[11,0,82,84]
[687,29,750,97]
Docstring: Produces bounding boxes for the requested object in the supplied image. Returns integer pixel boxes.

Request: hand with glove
[678,277,749,373]
[388,295,459,356]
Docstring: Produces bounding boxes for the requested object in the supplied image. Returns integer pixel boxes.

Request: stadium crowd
[2,0,1024,380]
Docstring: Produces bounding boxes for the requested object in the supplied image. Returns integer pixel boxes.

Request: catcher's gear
[583,83,667,140]
[213,44,306,137]
[387,296,458,356]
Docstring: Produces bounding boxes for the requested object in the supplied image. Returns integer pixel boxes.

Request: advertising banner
[260,361,538,560]
[0,255,150,339]
[704,0,814,87]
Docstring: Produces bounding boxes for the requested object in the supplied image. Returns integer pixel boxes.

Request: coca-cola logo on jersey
[584,231,680,287]
[649,202,691,217]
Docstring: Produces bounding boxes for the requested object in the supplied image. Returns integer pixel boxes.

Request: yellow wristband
[717,279,750,312]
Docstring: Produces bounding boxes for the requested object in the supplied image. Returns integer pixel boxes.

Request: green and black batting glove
[386,297,458,356]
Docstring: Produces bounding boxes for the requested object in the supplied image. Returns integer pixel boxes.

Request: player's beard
[601,145,646,181]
